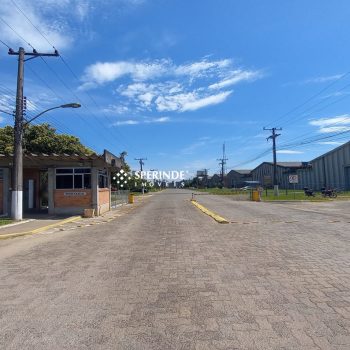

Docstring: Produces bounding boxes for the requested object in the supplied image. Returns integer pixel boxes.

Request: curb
[0,216,81,240]
[0,219,35,230]
[190,200,229,224]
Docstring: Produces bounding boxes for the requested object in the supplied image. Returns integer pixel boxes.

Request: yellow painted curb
[190,200,229,224]
[0,216,81,240]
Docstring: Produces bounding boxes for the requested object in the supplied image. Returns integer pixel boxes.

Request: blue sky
[1,0,350,176]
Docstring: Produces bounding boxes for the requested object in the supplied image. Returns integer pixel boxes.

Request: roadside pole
[11,47,25,220]
[8,47,59,220]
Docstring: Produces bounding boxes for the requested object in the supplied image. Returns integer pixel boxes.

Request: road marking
[190,200,229,224]
[0,216,81,240]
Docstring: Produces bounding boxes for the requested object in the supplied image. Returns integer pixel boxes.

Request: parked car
[240,186,253,191]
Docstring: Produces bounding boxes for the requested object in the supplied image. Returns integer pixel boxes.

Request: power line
[0,16,34,49]
[5,0,134,154]
[265,72,350,128]
[10,0,55,49]
[0,10,128,154]
[0,39,10,49]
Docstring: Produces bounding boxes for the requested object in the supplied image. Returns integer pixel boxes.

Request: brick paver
[0,189,349,349]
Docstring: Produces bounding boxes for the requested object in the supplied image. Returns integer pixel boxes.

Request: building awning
[0,149,123,169]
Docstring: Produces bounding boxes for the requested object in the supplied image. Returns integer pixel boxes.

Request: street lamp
[24,103,81,125]
[11,102,81,220]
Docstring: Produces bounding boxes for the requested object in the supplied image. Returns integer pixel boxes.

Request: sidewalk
[0,214,81,237]
[0,194,153,239]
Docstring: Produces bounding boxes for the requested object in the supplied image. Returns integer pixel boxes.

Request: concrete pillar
[107,168,111,211]
[91,167,99,215]
[3,168,10,216]
[48,168,55,215]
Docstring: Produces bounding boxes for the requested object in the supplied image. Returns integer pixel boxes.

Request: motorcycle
[303,187,315,197]
[321,187,337,198]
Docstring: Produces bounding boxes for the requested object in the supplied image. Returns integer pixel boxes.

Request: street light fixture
[11,102,81,220]
[24,103,81,126]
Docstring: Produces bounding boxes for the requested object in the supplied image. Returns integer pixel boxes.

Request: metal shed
[297,141,350,190]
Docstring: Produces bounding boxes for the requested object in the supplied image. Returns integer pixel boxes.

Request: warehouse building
[0,150,122,217]
[250,162,306,188]
[297,141,350,190]
[224,169,252,188]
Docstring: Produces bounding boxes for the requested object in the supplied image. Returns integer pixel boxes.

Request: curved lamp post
[24,103,81,126]
[11,102,81,220]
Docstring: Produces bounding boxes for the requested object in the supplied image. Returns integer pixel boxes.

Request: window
[98,170,108,188]
[56,168,91,189]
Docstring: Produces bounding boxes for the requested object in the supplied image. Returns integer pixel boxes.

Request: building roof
[268,162,304,168]
[0,149,123,169]
[234,169,252,175]
[227,169,252,176]
[310,140,350,163]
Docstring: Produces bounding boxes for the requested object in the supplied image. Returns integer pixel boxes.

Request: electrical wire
[0,39,10,49]
[7,1,135,154]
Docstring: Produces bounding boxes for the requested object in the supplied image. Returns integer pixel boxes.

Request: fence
[111,190,129,208]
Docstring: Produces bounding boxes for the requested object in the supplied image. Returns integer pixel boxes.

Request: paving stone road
[1,189,350,349]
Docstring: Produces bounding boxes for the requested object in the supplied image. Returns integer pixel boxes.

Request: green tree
[0,123,94,155]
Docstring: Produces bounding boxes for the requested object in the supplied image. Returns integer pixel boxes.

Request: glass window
[74,174,83,189]
[55,168,91,189]
[98,170,108,188]
[56,168,73,174]
[84,174,91,189]
[74,168,91,174]
[56,175,73,189]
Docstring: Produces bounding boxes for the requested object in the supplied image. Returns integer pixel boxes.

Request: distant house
[225,169,252,188]
[297,141,350,190]
[207,174,221,188]
[250,162,305,189]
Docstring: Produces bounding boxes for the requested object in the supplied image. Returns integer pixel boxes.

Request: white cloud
[113,116,170,126]
[175,59,231,78]
[304,74,343,84]
[317,126,350,133]
[317,141,344,145]
[114,119,139,126]
[0,116,5,123]
[155,90,232,112]
[83,57,263,113]
[0,0,76,50]
[0,1,145,51]
[276,150,303,154]
[102,104,130,115]
[309,114,350,133]
[83,60,170,85]
[145,116,169,123]
[209,69,262,90]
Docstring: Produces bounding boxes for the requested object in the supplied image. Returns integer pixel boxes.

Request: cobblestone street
[1,190,350,349]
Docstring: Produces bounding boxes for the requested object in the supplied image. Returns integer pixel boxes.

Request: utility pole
[134,157,147,172]
[8,47,59,220]
[134,157,147,194]
[217,143,228,188]
[264,127,282,196]
[203,168,209,188]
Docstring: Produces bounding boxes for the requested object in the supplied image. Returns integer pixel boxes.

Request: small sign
[289,175,299,184]
[64,192,87,196]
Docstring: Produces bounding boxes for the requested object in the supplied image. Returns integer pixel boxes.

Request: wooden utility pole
[8,47,59,220]
[264,127,282,196]
[217,143,228,188]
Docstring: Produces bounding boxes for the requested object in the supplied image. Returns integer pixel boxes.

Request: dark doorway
[39,170,48,210]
